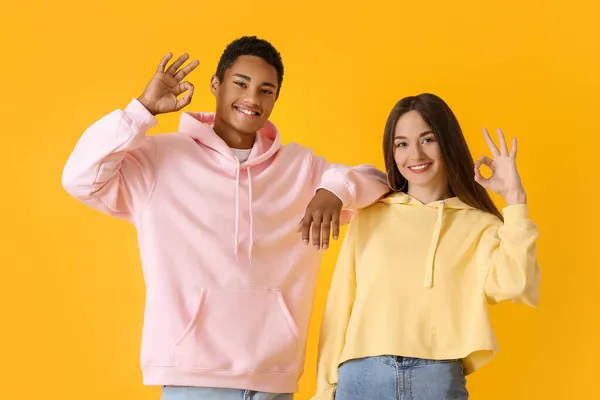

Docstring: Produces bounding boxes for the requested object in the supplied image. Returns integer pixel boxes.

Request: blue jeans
[335,356,468,400]
[160,386,293,400]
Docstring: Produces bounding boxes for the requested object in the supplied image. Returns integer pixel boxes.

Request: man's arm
[298,155,388,249]
[62,53,199,219]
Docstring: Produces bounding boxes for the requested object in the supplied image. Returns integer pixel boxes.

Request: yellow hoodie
[313,192,541,400]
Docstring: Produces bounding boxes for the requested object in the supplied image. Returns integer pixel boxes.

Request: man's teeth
[409,164,429,170]
[238,108,258,116]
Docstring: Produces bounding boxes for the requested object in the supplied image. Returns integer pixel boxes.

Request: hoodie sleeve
[313,214,359,400]
[311,156,389,223]
[480,204,541,306]
[61,99,158,220]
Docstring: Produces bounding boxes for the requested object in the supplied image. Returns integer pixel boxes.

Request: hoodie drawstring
[424,201,445,288]
[247,167,254,264]
[233,160,254,264]
[234,162,241,262]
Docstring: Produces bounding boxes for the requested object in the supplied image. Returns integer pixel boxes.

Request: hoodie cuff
[316,171,353,208]
[502,204,529,223]
[124,98,158,133]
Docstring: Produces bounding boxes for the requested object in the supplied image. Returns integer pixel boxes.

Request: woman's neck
[407,184,453,205]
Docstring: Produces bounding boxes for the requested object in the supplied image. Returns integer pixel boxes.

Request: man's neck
[213,118,256,149]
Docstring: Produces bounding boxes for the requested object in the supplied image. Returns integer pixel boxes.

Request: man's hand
[298,189,343,250]
[138,53,199,115]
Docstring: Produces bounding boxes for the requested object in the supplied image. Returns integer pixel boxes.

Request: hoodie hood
[178,111,282,167]
[382,191,475,287]
[177,112,282,264]
[380,191,475,210]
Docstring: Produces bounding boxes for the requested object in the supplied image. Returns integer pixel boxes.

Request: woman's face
[393,110,447,192]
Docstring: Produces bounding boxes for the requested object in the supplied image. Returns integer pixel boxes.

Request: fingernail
[333,235,338,240]
[323,244,329,250]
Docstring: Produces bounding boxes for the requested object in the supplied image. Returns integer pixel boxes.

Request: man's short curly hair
[216,36,284,96]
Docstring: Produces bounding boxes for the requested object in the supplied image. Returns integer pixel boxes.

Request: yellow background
[1,0,598,398]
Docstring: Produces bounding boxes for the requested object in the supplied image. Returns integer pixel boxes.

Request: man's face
[211,55,279,135]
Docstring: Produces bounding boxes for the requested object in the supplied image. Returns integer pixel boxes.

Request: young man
[62,36,388,399]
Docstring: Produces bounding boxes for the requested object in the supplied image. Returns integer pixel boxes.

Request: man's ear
[210,75,220,96]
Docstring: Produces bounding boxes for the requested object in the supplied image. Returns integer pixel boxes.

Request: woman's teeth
[409,164,429,170]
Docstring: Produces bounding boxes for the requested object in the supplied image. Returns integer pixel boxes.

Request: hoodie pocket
[173,288,300,373]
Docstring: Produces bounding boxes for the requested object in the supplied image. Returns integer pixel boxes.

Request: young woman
[312,93,541,400]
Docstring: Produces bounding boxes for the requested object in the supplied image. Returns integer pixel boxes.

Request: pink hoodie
[62,98,388,393]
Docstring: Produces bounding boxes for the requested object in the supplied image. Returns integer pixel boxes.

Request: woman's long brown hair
[383,93,503,220]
